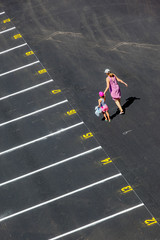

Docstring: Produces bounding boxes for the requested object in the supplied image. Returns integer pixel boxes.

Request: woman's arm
[104,78,110,94]
[115,74,128,87]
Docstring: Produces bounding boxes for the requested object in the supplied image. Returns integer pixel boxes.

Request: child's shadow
[102,97,140,121]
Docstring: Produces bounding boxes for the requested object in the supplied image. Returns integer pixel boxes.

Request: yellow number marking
[38,69,47,74]
[14,34,22,39]
[25,51,34,56]
[121,185,133,193]
[52,89,61,94]
[145,218,157,226]
[3,18,11,23]
[67,109,76,115]
[81,132,93,140]
[101,158,112,165]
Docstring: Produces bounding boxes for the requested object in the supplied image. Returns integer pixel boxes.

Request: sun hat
[104,68,110,73]
[99,91,104,97]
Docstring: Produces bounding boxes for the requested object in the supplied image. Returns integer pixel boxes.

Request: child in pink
[98,92,111,122]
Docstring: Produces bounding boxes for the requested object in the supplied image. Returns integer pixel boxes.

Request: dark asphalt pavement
[0,1,160,239]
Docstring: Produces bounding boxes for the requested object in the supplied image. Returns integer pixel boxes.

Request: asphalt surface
[0,1,160,239]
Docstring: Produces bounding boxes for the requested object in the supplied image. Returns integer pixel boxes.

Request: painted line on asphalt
[49,203,144,240]
[0,99,68,126]
[0,60,40,77]
[0,43,27,55]
[0,27,16,34]
[0,12,5,15]
[0,146,102,187]
[0,79,54,101]
[0,122,84,156]
[0,173,121,222]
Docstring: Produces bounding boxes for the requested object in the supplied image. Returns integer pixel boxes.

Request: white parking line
[0,27,16,34]
[0,99,68,127]
[0,79,54,101]
[0,146,102,187]
[0,121,84,156]
[0,60,40,77]
[0,43,27,55]
[0,12,5,15]
[0,173,121,222]
[49,203,144,240]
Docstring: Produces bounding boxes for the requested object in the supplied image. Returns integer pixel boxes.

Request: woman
[104,69,128,114]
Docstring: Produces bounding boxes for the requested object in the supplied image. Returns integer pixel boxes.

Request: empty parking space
[0,101,84,149]
[0,29,26,53]
[0,63,53,99]
[0,146,117,187]
[0,176,141,228]
[0,12,14,31]
[0,124,100,183]
[0,45,38,75]
[60,207,159,240]
[0,82,67,123]
[0,170,122,220]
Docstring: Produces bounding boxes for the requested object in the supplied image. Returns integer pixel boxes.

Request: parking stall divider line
[0,146,102,187]
[0,12,5,15]
[0,173,122,222]
[0,26,16,34]
[49,203,144,240]
[0,43,27,55]
[0,121,84,156]
[0,99,68,126]
[0,60,40,77]
[0,79,54,101]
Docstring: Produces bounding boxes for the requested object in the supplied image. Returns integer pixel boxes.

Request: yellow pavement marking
[52,89,61,94]
[67,109,76,115]
[38,69,47,74]
[101,158,112,165]
[13,34,22,39]
[81,132,93,140]
[144,217,157,226]
[121,185,133,193]
[25,51,34,56]
[3,18,11,23]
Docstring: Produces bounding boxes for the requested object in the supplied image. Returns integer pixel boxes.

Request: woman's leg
[114,99,124,113]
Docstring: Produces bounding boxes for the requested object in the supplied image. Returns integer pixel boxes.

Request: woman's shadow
[105,97,140,120]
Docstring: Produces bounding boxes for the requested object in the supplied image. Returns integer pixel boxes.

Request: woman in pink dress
[104,69,128,114]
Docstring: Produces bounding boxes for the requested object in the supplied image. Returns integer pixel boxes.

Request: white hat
[104,68,110,73]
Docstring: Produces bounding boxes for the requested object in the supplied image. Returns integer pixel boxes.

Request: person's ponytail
[109,73,114,77]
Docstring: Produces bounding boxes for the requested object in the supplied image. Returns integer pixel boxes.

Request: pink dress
[109,76,121,100]
[100,98,109,112]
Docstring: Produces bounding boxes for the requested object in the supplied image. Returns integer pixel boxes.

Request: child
[98,91,111,122]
